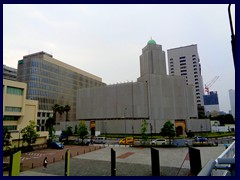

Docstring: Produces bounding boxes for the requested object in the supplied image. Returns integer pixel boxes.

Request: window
[180,63,186,66]
[180,66,186,69]
[179,56,186,59]
[193,61,196,64]
[171,71,174,74]
[194,72,198,74]
[195,79,198,81]
[7,86,23,96]
[181,73,187,76]
[3,116,18,121]
[3,126,17,131]
[180,59,186,63]
[196,86,199,88]
[192,55,196,57]
[193,65,197,67]
[194,68,197,71]
[195,82,199,85]
[181,70,187,72]
[194,75,198,78]
[5,106,22,112]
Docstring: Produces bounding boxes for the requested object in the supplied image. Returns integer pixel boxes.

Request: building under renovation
[76,39,200,135]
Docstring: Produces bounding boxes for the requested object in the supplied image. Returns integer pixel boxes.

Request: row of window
[6,86,23,96]
[5,106,22,112]
[3,125,17,131]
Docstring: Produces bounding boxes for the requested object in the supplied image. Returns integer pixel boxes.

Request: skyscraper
[167,44,205,117]
[229,89,235,118]
[17,51,105,130]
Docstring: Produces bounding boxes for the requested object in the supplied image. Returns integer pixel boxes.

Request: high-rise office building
[203,91,220,116]
[17,51,105,130]
[3,64,17,81]
[229,89,235,118]
[167,44,205,117]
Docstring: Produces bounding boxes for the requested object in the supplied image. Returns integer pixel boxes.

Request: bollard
[84,149,85,154]
[62,155,64,160]
[95,147,97,150]
[32,163,34,169]
[77,151,79,155]
[53,157,55,162]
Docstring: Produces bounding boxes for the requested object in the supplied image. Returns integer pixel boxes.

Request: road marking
[117,152,134,159]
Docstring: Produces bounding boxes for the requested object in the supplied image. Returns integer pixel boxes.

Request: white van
[93,137,106,144]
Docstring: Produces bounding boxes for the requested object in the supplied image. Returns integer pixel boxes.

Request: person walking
[43,157,48,169]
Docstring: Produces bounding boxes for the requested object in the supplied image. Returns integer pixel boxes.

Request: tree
[209,114,235,125]
[64,105,71,121]
[3,128,12,150]
[45,117,56,143]
[52,104,59,124]
[21,120,40,149]
[58,105,65,121]
[78,121,89,145]
[160,121,176,145]
[141,119,148,145]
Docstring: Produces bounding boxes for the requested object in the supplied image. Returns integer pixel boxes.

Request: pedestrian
[43,157,48,169]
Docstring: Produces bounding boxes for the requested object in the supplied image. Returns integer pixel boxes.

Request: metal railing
[198,141,235,176]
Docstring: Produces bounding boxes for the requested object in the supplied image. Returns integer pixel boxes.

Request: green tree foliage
[160,120,176,145]
[52,104,59,124]
[21,120,40,148]
[78,121,89,145]
[74,125,78,134]
[141,119,148,144]
[209,114,235,125]
[58,106,65,121]
[3,128,12,149]
[64,105,71,121]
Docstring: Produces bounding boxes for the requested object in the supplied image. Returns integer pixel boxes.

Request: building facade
[77,40,198,135]
[203,91,220,116]
[17,51,105,130]
[229,89,235,118]
[167,45,205,117]
[3,79,48,147]
[3,64,17,81]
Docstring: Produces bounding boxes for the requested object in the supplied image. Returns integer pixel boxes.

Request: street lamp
[124,108,127,147]
[228,4,235,67]
[18,129,22,150]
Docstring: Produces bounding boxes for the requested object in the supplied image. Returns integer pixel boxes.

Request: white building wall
[167,45,205,107]
[229,89,235,118]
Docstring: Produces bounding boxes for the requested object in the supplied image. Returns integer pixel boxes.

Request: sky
[3,4,235,113]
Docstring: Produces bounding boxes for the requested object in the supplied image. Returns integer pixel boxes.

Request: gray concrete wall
[186,119,211,132]
[76,82,149,120]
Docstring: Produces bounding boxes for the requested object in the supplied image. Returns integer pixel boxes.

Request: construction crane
[205,76,219,95]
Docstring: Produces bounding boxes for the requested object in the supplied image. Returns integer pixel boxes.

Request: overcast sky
[3,4,235,113]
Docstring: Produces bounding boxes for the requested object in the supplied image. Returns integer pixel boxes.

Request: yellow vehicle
[119,137,134,145]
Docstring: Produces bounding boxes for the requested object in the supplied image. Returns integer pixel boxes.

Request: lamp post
[18,129,21,150]
[124,108,127,147]
[228,4,235,67]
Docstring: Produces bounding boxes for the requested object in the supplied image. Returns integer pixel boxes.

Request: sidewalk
[17,145,226,176]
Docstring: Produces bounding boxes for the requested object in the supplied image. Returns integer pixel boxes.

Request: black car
[49,142,64,149]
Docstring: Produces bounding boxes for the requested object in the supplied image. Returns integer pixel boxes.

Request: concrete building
[77,39,198,135]
[229,89,235,118]
[17,51,105,130]
[167,45,205,117]
[203,91,220,116]
[3,79,48,148]
[3,64,17,81]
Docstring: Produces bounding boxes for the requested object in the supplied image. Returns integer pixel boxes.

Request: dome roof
[147,39,156,45]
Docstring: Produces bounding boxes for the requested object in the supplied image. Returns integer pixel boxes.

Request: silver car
[151,139,167,145]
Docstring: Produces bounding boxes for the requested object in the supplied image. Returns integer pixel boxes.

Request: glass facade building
[17,51,105,126]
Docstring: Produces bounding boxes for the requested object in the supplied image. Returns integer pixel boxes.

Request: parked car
[75,138,90,145]
[119,137,134,145]
[151,139,167,145]
[194,136,208,142]
[49,142,64,149]
[93,137,106,144]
